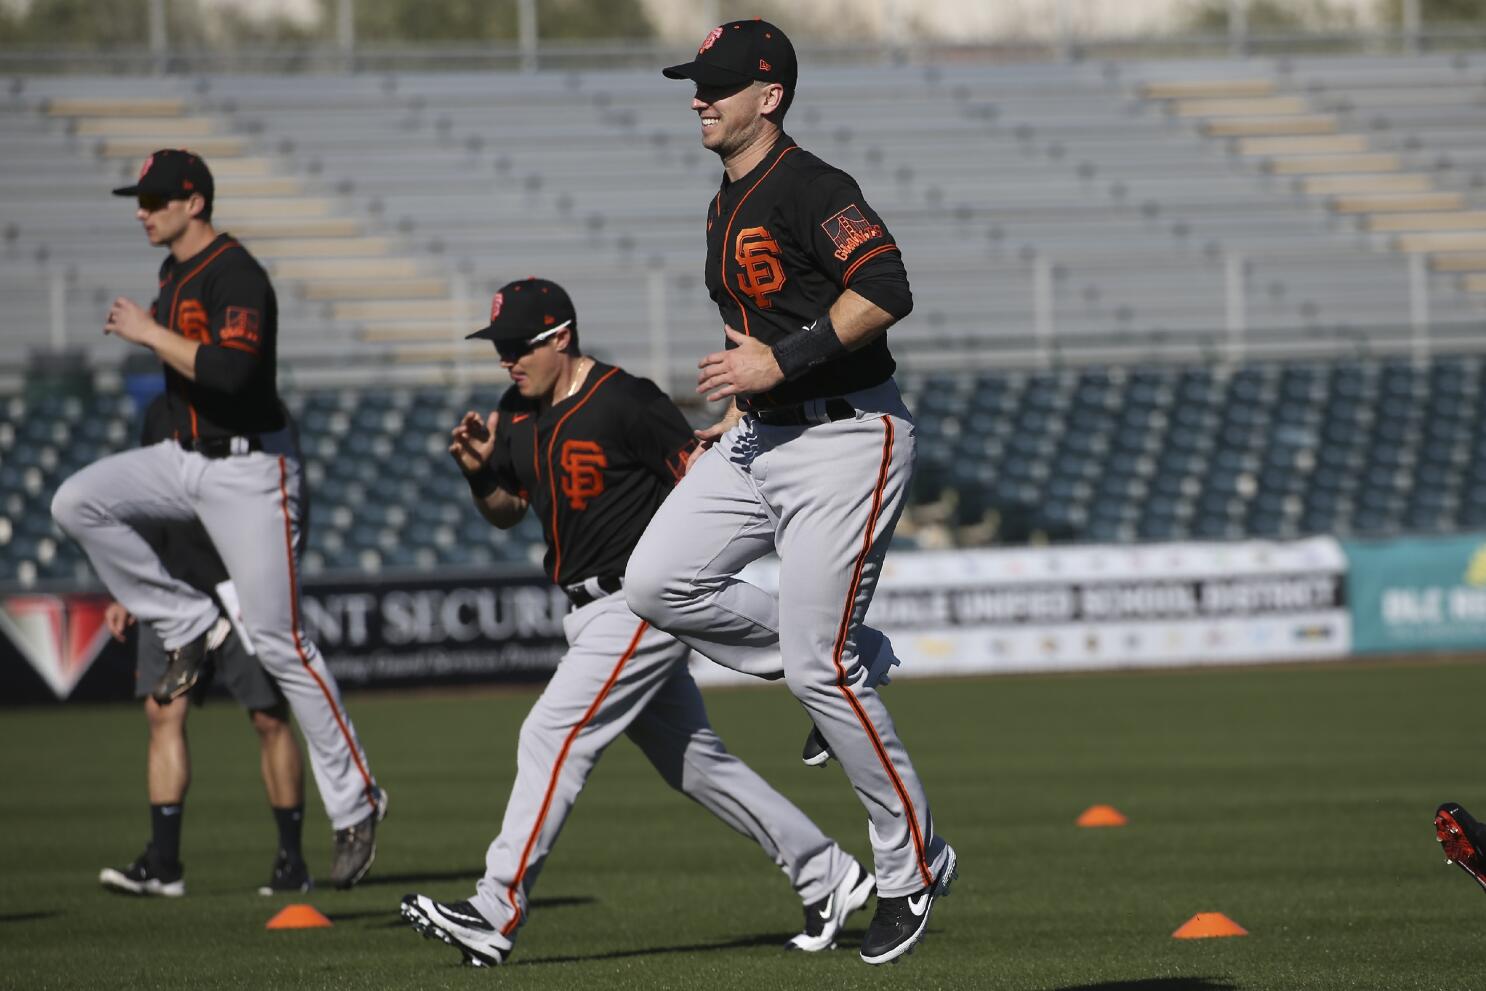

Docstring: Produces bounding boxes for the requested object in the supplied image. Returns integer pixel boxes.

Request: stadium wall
[6,533,1484,705]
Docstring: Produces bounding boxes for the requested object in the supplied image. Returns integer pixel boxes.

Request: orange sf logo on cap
[489,292,504,321]
[699,26,723,53]
[138,154,154,179]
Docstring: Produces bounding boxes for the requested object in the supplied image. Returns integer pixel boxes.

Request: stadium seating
[6,54,1486,588]
[3,352,1482,586]
[5,55,1486,398]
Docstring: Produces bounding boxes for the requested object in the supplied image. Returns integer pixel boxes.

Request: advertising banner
[692,537,1351,685]
[0,571,568,704]
[1,537,1357,703]
[1346,534,1486,654]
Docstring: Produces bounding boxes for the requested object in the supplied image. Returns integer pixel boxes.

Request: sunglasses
[136,194,180,213]
[495,320,571,361]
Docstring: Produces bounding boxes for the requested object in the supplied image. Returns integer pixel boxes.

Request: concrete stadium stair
[1141,70,1486,299]
[39,95,480,365]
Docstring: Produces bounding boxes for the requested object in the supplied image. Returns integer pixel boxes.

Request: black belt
[180,435,263,458]
[563,575,624,608]
[750,397,855,427]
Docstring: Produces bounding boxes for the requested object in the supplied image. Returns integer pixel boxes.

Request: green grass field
[3,658,1483,990]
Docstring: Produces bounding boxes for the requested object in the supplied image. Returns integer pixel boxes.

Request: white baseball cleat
[786,860,875,952]
[400,893,513,967]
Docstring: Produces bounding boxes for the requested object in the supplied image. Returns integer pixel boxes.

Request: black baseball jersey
[704,134,912,407]
[150,232,286,441]
[489,361,696,587]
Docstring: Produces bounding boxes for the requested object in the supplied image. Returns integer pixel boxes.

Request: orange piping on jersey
[167,238,238,439]
[829,417,935,889]
[842,242,899,286]
[277,455,378,811]
[500,619,647,936]
[220,339,259,355]
[719,145,800,336]
[529,417,541,485]
[544,367,621,583]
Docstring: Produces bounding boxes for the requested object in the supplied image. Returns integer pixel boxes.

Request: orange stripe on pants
[500,620,649,936]
[827,418,934,889]
[278,455,378,812]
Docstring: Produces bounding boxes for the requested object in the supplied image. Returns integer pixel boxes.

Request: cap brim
[466,325,500,341]
[662,60,754,86]
[112,180,182,198]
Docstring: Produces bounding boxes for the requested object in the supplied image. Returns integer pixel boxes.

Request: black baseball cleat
[802,725,832,767]
[401,894,513,967]
[1435,802,1486,894]
[151,615,231,704]
[99,849,185,898]
[786,860,875,951]
[803,631,902,768]
[258,851,313,896]
[330,787,388,889]
[859,845,958,966]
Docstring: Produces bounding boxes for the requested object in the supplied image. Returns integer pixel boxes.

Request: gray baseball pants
[625,379,950,898]
[51,436,379,830]
[471,590,853,940]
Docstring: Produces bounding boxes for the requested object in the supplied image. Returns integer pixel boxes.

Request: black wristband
[771,312,848,381]
[465,463,500,500]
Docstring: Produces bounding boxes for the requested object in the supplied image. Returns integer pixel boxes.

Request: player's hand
[449,410,499,474]
[104,297,161,346]
[697,325,784,401]
[104,602,135,642]
[685,403,743,474]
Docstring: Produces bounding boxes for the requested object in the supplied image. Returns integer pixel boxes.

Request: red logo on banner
[0,594,113,699]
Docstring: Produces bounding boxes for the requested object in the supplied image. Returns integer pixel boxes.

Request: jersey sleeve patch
[820,203,885,261]
[221,306,262,349]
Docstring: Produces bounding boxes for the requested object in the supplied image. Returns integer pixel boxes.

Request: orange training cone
[266,904,333,930]
[1076,804,1128,827]
[1172,913,1248,939]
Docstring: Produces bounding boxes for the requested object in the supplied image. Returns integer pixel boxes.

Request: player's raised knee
[622,554,677,625]
[49,472,91,534]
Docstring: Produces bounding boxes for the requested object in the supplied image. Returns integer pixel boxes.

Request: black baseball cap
[663,19,797,93]
[467,277,576,347]
[112,148,215,209]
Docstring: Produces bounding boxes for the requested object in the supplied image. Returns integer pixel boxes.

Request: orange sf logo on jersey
[734,227,786,309]
[176,299,210,343]
[560,440,607,511]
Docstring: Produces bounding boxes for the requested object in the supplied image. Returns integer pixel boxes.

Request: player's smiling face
[692,81,777,159]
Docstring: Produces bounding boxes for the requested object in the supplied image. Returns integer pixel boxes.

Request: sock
[273,805,305,865]
[149,803,184,868]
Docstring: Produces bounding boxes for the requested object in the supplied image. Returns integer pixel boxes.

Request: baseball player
[99,392,312,897]
[1436,802,1486,894]
[400,277,874,966]
[626,21,957,965]
[50,149,386,889]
